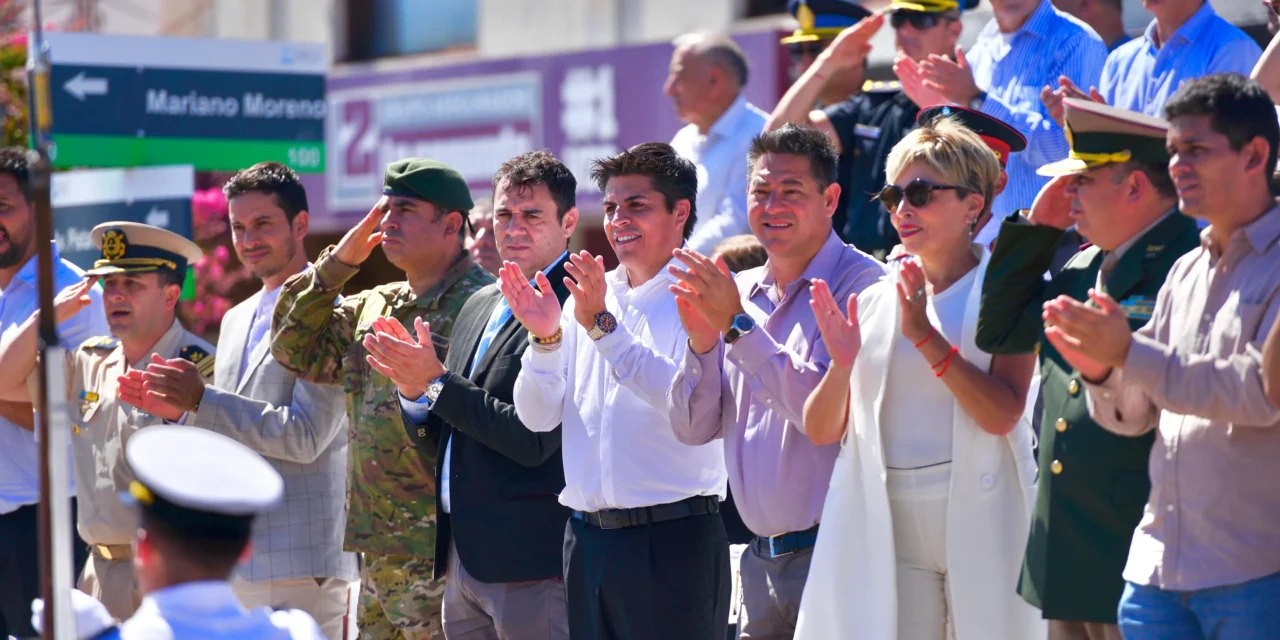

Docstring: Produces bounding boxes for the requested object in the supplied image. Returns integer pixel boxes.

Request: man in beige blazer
[136,162,356,639]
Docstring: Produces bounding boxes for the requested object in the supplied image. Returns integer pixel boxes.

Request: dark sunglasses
[788,41,826,62]
[890,10,952,30]
[874,180,969,213]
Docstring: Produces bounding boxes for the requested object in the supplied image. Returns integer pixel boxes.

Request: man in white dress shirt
[32,426,326,639]
[130,163,355,638]
[505,142,729,639]
[666,32,769,256]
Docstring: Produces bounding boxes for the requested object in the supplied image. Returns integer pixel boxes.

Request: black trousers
[0,500,89,639]
[564,511,730,640]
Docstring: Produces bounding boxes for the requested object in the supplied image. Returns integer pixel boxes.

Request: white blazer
[795,247,1045,640]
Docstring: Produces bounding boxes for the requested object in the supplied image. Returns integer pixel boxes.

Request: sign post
[28,0,75,637]
[44,33,327,173]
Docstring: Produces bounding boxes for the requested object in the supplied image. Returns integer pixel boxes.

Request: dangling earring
[968,218,977,240]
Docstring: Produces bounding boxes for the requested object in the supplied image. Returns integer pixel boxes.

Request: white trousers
[888,463,954,640]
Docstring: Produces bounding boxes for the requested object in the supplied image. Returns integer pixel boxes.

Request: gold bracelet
[529,326,564,346]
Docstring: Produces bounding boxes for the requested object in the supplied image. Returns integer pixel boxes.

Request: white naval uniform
[115,581,325,639]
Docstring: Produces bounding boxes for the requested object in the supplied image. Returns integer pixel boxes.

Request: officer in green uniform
[271,159,493,640]
[976,98,1201,638]
[767,0,973,258]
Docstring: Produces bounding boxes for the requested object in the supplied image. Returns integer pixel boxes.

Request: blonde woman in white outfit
[795,120,1044,640]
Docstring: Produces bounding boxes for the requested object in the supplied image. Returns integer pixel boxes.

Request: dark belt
[751,524,820,558]
[573,496,719,530]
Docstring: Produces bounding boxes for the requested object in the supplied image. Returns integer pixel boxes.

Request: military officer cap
[383,157,475,214]
[124,426,284,541]
[917,104,1027,168]
[84,222,203,278]
[781,0,873,45]
[1038,97,1171,177]
[886,0,978,13]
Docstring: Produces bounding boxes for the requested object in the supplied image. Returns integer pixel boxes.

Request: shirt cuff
[685,340,723,384]
[592,325,633,365]
[1119,332,1168,394]
[1083,366,1124,405]
[524,342,564,374]
[725,326,773,375]
[399,392,433,424]
[314,247,361,291]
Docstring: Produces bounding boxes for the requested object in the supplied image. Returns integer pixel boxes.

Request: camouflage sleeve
[270,246,363,386]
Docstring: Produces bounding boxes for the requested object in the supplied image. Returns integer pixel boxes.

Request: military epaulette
[179,345,215,377]
[862,79,902,94]
[78,336,118,351]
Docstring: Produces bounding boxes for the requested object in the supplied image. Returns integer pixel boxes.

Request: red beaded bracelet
[913,327,936,349]
[931,346,959,377]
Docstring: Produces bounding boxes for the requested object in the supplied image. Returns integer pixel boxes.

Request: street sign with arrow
[44,32,327,173]
[62,70,108,101]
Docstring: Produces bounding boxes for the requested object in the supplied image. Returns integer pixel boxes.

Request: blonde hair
[884,119,1001,219]
[712,234,767,273]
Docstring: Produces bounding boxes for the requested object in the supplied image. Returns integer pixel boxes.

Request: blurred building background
[34,0,1275,307]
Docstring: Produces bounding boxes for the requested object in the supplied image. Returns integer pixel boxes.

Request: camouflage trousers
[359,553,446,640]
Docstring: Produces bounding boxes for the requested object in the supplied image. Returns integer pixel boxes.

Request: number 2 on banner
[287,146,321,169]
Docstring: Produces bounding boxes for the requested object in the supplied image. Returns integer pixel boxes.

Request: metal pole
[29,0,76,637]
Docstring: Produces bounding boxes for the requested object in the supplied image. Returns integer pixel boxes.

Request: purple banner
[316,29,785,230]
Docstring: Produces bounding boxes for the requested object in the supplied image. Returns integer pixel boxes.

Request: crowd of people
[2,0,1280,639]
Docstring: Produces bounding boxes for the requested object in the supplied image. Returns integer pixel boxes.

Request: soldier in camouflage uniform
[271,159,494,639]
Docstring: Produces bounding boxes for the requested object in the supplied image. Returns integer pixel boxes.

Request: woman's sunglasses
[890,10,952,31]
[874,180,969,213]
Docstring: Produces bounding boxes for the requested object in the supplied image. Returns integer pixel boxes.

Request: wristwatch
[586,311,618,341]
[968,91,987,111]
[424,375,447,403]
[724,313,755,345]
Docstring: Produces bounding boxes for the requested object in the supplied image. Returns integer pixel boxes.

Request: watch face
[733,314,754,333]
[595,311,618,334]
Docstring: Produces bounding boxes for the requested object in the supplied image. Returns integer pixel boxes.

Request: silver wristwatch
[586,311,618,341]
[424,375,447,403]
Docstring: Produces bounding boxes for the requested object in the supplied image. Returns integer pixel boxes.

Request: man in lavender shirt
[667,124,885,638]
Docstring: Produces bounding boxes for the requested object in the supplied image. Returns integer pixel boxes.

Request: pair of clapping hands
[43,277,206,421]
[360,250,617,401]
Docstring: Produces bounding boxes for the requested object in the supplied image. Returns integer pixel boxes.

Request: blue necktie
[468,299,513,378]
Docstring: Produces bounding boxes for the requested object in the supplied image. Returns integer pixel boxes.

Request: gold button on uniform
[1051,460,1063,475]
[1055,418,1068,433]
[1068,379,1080,396]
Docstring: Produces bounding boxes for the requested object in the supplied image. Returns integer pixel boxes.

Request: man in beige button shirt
[1040,74,1280,639]
[0,222,214,621]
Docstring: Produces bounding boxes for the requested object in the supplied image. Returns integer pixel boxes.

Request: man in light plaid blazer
[140,162,356,639]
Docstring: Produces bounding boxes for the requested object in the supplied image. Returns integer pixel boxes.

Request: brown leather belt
[92,543,132,561]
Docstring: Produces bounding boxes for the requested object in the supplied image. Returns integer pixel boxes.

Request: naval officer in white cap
[34,425,325,639]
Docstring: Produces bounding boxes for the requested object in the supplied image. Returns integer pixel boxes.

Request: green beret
[382,158,474,213]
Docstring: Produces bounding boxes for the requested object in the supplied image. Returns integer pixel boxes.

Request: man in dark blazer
[976,98,1201,640]
[367,150,578,639]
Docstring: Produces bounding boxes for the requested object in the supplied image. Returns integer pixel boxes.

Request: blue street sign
[42,33,328,173]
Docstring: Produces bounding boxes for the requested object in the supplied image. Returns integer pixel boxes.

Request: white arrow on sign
[63,71,109,101]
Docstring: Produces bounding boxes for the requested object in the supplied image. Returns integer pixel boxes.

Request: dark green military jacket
[976,210,1200,622]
